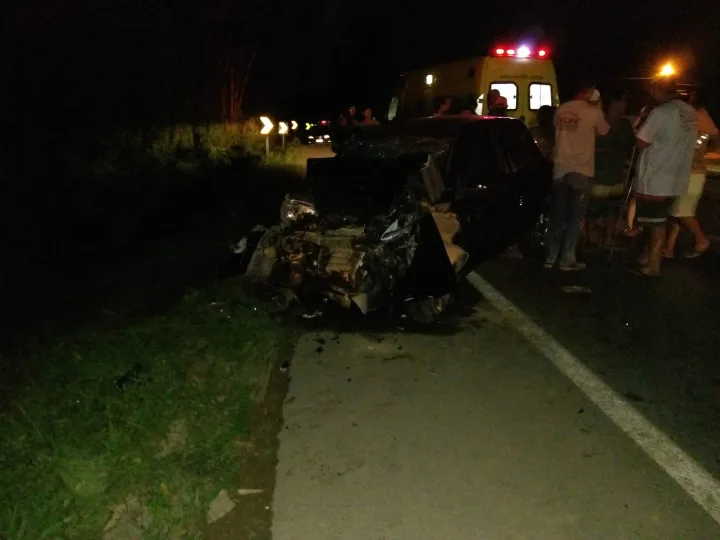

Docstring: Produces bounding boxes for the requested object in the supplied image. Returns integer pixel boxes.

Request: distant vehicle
[301,120,333,145]
[230,116,551,321]
[388,44,560,126]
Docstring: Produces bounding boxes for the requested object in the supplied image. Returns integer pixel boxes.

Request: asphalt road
[270,184,720,538]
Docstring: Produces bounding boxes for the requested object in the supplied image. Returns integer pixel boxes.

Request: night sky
[2,0,719,128]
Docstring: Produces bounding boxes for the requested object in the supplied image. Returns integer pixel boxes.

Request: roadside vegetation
[0,122,300,539]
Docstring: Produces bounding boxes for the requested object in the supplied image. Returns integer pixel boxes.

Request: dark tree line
[0,0,305,132]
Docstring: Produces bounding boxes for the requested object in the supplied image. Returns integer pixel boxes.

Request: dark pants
[545,175,589,265]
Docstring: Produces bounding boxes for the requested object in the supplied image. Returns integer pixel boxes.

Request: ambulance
[387,43,560,126]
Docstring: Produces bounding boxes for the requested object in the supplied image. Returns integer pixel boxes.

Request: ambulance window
[529,83,553,110]
[489,82,517,110]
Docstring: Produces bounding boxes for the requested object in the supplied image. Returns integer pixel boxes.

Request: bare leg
[664,219,681,257]
[678,216,710,253]
[626,197,637,230]
[641,225,666,276]
[636,227,650,266]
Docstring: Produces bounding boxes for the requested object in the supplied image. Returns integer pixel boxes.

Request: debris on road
[236,488,264,496]
[103,495,151,540]
[624,392,645,403]
[207,489,236,524]
[560,285,592,294]
[154,418,188,459]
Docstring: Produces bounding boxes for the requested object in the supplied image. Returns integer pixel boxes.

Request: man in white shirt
[544,86,610,271]
[634,78,698,277]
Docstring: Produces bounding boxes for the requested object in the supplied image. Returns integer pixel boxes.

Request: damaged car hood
[307,140,448,219]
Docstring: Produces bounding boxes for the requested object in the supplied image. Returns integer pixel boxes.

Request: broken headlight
[380,217,415,243]
[280,197,316,224]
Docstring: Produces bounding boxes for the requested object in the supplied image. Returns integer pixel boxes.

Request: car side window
[494,124,545,174]
[451,123,545,194]
[451,133,503,192]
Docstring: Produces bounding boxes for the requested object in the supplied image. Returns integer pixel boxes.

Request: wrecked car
[232,116,551,321]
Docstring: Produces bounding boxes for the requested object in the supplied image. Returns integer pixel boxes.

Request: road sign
[291,120,298,130]
[305,122,312,130]
[279,122,289,135]
[260,116,274,135]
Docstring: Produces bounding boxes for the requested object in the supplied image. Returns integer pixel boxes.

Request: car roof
[359,115,526,142]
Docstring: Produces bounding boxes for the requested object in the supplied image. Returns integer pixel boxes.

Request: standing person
[433,96,452,116]
[544,86,610,270]
[486,89,500,114]
[633,78,698,277]
[530,105,556,162]
[624,103,656,236]
[586,91,636,247]
[488,95,509,116]
[361,107,380,125]
[338,105,359,128]
[663,93,719,258]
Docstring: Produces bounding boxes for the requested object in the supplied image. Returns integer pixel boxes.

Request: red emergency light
[492,45,550,59]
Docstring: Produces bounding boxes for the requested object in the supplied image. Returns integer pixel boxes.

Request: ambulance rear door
[479,44,559,125]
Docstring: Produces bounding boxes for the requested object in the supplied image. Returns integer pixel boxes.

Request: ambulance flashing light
[493,45,549,59]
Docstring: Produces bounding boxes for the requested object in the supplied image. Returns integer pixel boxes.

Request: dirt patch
[203,357,290,539]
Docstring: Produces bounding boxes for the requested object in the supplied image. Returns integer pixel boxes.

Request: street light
[658,62,676,77]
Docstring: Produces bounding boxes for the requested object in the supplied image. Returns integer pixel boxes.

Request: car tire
[405,293,453,323]
[518,209,549,258]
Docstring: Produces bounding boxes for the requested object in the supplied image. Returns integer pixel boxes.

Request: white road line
[467,270,720,526]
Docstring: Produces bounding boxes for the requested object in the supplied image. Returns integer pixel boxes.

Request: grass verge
[0,192,298,539]
[1,278,294,539]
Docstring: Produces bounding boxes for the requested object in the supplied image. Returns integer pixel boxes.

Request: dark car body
[235,116,550,319]
[334,116,552,262]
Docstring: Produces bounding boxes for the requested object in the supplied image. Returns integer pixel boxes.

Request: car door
[449,121,550,261]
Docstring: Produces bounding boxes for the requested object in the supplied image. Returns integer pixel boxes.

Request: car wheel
[518,210,549,258]
[405,293,453,323]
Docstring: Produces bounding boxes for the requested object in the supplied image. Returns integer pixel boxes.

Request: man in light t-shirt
[544,86,610,271]
[633,78,698,277]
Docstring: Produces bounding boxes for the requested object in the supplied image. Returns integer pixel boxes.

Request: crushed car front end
[239,149,468,320]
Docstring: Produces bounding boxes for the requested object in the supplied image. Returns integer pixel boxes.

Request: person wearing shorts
[633,79,698,277]
[663,99,719,259]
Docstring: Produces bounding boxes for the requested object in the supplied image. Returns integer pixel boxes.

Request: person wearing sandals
[663,93,719,259]
[633,78,698,277]
[586,91,635,248]
[623,104,656,237]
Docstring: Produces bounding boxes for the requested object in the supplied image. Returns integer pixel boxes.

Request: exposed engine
[245,205,424,313]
